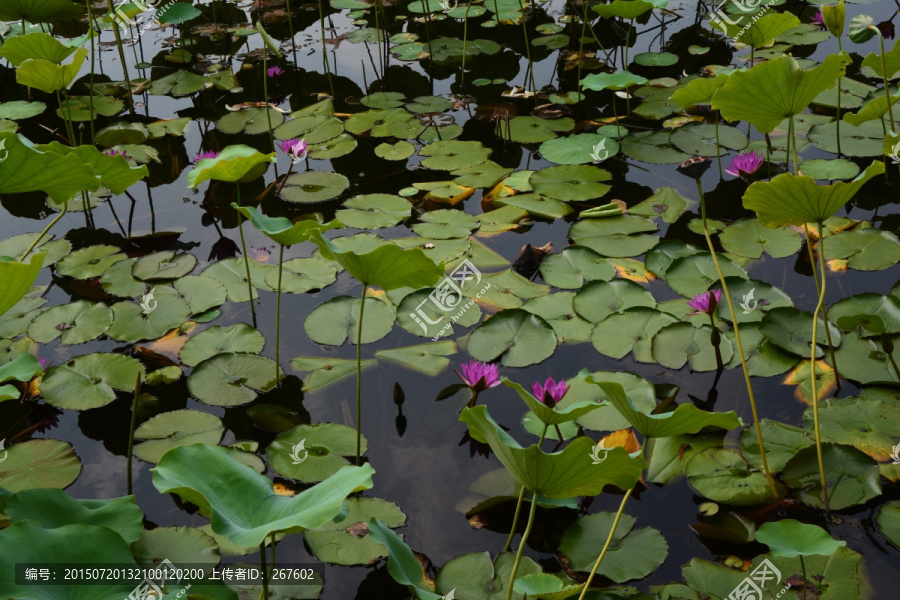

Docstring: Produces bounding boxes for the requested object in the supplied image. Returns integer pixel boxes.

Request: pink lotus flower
[456,361,501,392]
[279,138,308,164]
[105,149,127,159]
[532,377,569,408]
[687,289,722,316]
[267,65,284,78]
[811,11,826,30]
[39,358,48,371]
[725,151,764,177]
[194,149,220,163]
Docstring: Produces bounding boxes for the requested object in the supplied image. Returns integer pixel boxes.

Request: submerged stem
[697,179,779,501]
[355,283,367,465]
[576,487,633,600]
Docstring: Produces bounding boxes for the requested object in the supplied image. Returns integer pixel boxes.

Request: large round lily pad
[132,409,225,463]
[568,215,659,257]
[280,171,350,203]
[41,352,144,409]
[0,439,81,492]
[573,279,656,324]
[180,323,265,367]
[466,309,557,367]
[268,423,368,483]
[27,300,113,345]
[303,296,395,345]
[530,165,612,202]
[782,443,881,510]
[187,353,281,407]
[107,287,192,343]
[304,497,406,566]
[538,246,615,289]
[686,447,784,506]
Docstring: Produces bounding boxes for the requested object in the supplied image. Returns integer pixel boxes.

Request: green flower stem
[873,27,896,131]
[55,91,76,145]
[803,224,840,387]
[577,0,590,96]
[19,203,68,261]
[836,38,843,155]
[275,244,284,387]
[85,0,96,144]
[505,483,539,600]
[105,0,135,116]
[270,532,276,574]
[715,110,723,179]
[461,2,472,87]
[697,178,778,501]
[800,555,807,600]
[805,223,832,517]
[503,423,548,552]
[316,0,334,97]
[356,283,367,465]
[789,115,799,174]
[514,0,536,92]
[707,312,723,370]
[126,373,140,496]
[259,540,268,600]
[235,185,257,323]
[883,334,900,382]
[576,487,633,600]
[261,46,275,153]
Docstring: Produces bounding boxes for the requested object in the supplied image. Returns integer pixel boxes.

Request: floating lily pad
[202,257,271,302]
[0,296,46,339]
[131,526,220,568]
[877,501,900,550]
[396,287,481,338]
[559,512,668,582]
[5,489,143,543]
[27,301,112,345]
[591,307,678,361]
[824,229,900,271]
[719,218,802,259]
[500,116,574,144]
[280,171,350,203]
[670,123,748,157]
[187,353,281,406]
[41,352,144,410]
[132,409,224,463]
[621,130,690,164]
[538,246,615,289]
[466,308,557,367]
[0,439,81,492]
[304,296,395,345]
[107,287,192,343]
[568,215,658,257]
[521,292,594,344]
[530,165,611,202]
[413,209,480,239]
[266,258,337,294]
[99,258,145,298]
[783,443,882,510]
[573,279,656,324]
[451,161,513,188]
[435,552,540,600]
[375,341,457,375]
[739,418,814,473]
[830,294,900,337]
[269,423,367,483]
[173,275,228,313]
[652,322,734,371]
[663,253,747,298]
[808,119,887,157]
[362,92,406,109]
[374,140,416,161]
[629,187,693,224]
[420,140,491,171]
[56,245,126,279]
[305,497,406,566]
[827,331,898,386]
[180,323,265,367]
[686,447,783,506]
[800,158,861,180]
[635,51,678,67]
[291,357,378,392]
[336,194,411,230]
[0,233,70,266]
[495,193,572,219]
[760,307,842,359]
[538,133,620,165]
[132,251,198,280]
[646,432,726,485]
[218,107,285,135]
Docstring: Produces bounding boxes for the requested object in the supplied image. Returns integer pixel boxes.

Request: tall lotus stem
[235,185,257,323]
[259,541,268,600]
[105,0,135,116]
[514,0,536,92]
[872,27,896,131]
[275,244,284,387]
[804,225,840,386]
[461,2,472,87]
[576,487,633,600]
[697,178,778,500]
[714,110,723,179]
[85,0,96,143]
[261,47,275,153]
[576,0,589,96]
[503,423,548,552]
[19,204,68,261]
[836,39,843,155]
[789,115,799,174]
[355,284,367,465]
[505,484,539,600]
[804,222,832,516]
[126,373,140,495]
[316,0,335,97]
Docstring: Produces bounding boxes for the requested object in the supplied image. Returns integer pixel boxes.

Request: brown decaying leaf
[611,258,656,283]
[783,359,836,405]
[345,522,369,538]
[273,482,296,497]
[135,322,197,363]
[512,242,552,279]
[597,428,641,454]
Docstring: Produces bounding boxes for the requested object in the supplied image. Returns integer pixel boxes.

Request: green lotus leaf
[826,331,898,386]
[512,573,583,600]
[581,70,649,91]
[0,0,82,21]
[268,422,367,483]
[265,257,337,294]
[0,296,45,340]
[95,122,149,147]
[0,252,45,319]
[451,161,513,188]
[152,443,375,547]
[783,443,882,510]
[498,116,575,144]
[131,526,220,569]
[0,353,43,394]
[848,13,876,43]
[843,92,900,126]
[291,356,378,391]
[274,115,343,145]
[718,218,802,259]
[396,287,481,338]
[530,164,611,202]
[521,292,594,344]
[36,141,149,196]
[634,51,678,66]
[559,512,668,582]
[581,373,742,437]
[712,54,851,133]
[27,300,112,345]
[572,279,656,324]
[231,204,341,248]
[671,74,729,108]
[646,432,726,485]
[825,228,900,271]
[712,278,794,326]
[304,498,405,566]
[760,306,842,358]
[56,244,125,279]
[158,1,202,24]
[568,215,658,257]
[5,489,143,543]
[466,308,557,367]
[173,275,227,313]
[799,158,860,180]
[41,352,144,410]
[721,12,800,48]
[0,438,81,492]
[0,521,138,600]
[621,130,691,164]
[303,296,395,345]
[0,132,100,204]
[375,341,457,376]
[133,409,224,463]
[877,501,900,549]
[254,20,283,57]
[149,69,208,96]
[217,107,285,135]
[591,307,679,361]
[739,418,813,473]
[495,193,572,219]
[374,140,416,161]
[180,323,265,367]
[502,378,604,427]
[280,170,350,203]
[538,133,620,165]
[412,209,480,239]
[16,47,87,93]
[367,518,440,600]
[538,246,615,289]
[686,447,784,506]
[361,92,406,108]
[107,288,191,343]
[435,551,540,600]
[0,32,77,67]
[187,145,275,188]
[809,119,887,157]
[861,38,900,80]
[420,140,491,170]
[459,405,645,497]
[663,252,748,298]
[131,251,197,281]
[201,257,268,302]
[629,187,693,224]
[187,353,281,407]
[0,235,67,269]
[306,228,443,290]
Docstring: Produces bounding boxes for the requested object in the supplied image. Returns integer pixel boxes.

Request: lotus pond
[3,0,900,598]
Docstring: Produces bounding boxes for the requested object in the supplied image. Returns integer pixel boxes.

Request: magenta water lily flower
[687,289,722,316]
[267,65,284,78]
[104,149,127,159]
[812,11,826,30]
[532,377,569,408]
[279,138,308,164]
[194,149,219,163]
[456,361,501,392]
[725,151,764,177]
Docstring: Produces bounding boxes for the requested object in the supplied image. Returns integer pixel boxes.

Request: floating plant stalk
[19,204,69,261]
[503,423,548,552]
[235,185,257,323]
[85,0,97,143]
[126,373,141,495]
[576,488,633,600]
[514,0,536,92]
[804,227,840,386]
[697,178,779,500]
[259,541,269,600]
[275,244,284,386]
[871,26,896,132]
[355,283,367,465]
[505,483,539,600]
[105,0,136,116]
[804,222,832,516]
